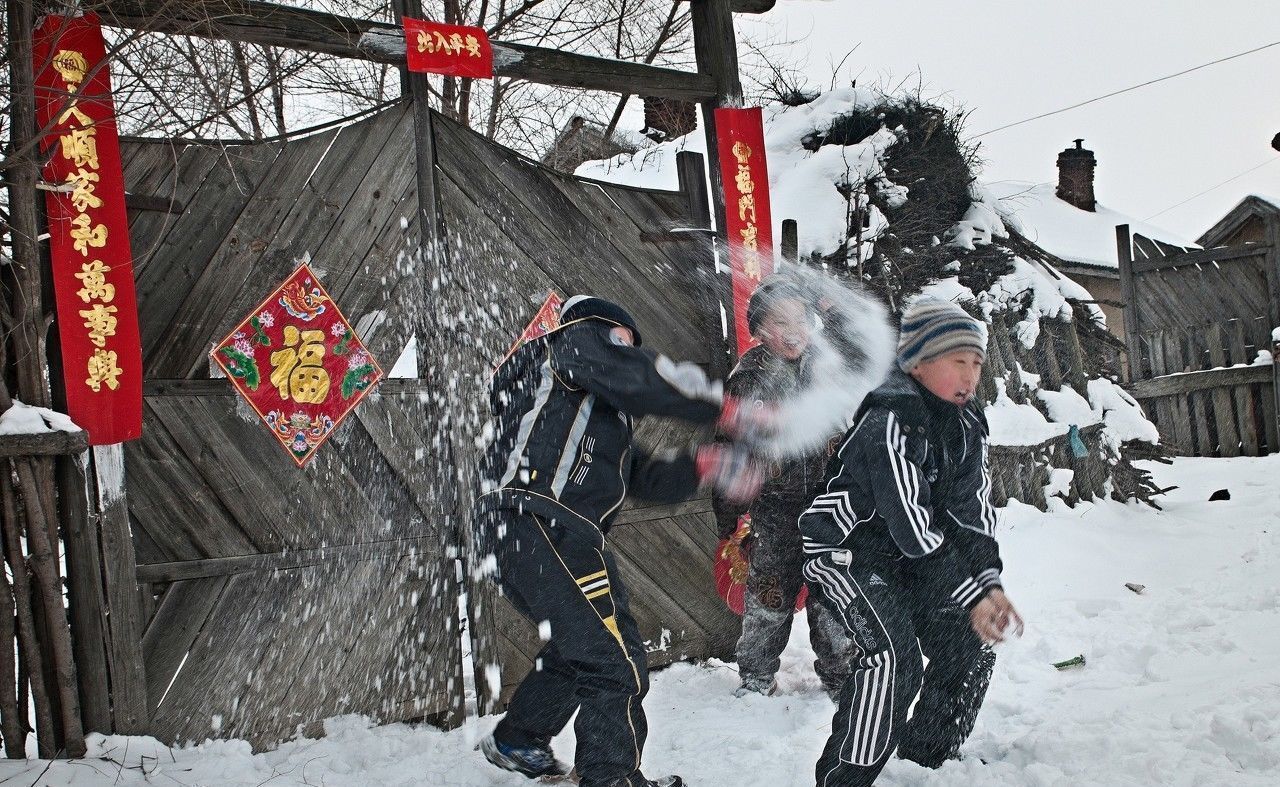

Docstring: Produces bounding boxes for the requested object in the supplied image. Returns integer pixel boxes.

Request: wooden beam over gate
[99,0,718,100]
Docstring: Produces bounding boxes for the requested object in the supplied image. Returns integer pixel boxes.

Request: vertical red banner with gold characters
[714,107,775,355]
[33,13,143,444]
[402,17,494,78]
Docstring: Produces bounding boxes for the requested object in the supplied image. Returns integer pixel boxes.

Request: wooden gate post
[691,0,743,369]
[1267,217,1280,451]
[1116,224,1141,382]
[90,445,149,734]
[392,0,467,730]
[57,454,112,734]
[781,219,798,264]
[676,151,731,381]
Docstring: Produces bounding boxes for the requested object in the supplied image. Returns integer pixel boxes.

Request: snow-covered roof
[1196,193,1280,247]
[984,181,1199,273]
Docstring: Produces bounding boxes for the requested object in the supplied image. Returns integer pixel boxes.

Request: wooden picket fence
[1118,227,1280,457]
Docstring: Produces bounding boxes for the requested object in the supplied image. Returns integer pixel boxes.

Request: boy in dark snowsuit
[474,295,768,787]
[800,300,1023,786]
[713,275,854,699]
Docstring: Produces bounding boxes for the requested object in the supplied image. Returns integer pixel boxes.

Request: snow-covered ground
[3,455,1277,786]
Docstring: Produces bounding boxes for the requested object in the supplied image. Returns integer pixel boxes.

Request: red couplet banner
[714,107,775,355]
[33,13,143,444]
[402,17,494,79]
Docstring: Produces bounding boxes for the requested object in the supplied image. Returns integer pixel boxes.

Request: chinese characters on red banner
[33,13,143,444]
[211,264,384,466]
[402,17,494,78]
[714,107,775,355]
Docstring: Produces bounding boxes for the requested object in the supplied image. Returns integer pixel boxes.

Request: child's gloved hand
[696,444,765,505]
[717,395,779,445]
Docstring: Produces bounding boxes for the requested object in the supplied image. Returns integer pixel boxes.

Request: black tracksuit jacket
[475,318,722,536]
[712,345,833,534]
[799,369,1003,611]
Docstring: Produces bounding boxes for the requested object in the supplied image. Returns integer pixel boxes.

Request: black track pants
[803,553,995,787]
[492,512,649,787]
[737,509,853,693]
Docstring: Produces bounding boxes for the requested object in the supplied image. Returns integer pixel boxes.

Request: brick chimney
[1056,139,1097,212]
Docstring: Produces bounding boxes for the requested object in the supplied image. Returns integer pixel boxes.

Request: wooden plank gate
[1117,225,1280,456]
[104,103,736,748]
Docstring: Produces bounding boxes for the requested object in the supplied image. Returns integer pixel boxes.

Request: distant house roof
[984,181,1199,276]
[542,116,642,174]
[1196,194,1280,247]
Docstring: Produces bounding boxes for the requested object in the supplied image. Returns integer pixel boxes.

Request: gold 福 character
[52,50,88,87]
[269,325,331,404]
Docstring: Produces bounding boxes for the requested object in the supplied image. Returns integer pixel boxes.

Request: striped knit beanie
[896,299,988,372]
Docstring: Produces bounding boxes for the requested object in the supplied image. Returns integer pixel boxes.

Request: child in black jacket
[713,274,856,699]
[800,299,1023,787]
[475,295,768,787]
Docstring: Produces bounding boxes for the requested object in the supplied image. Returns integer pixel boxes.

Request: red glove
[717,395,779,445]
[696,444,765,505]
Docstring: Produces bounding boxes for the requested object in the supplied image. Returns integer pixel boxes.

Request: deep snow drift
[2,454,1276,786]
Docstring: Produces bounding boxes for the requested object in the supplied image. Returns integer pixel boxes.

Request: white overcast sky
[738,0,1280,240]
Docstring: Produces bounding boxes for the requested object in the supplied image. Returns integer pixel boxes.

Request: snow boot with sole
[479,734,571,779]
[732,676,778,698]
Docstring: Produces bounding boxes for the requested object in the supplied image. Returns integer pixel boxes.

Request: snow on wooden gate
[111,104,737,747]
[1117,227,1280,457]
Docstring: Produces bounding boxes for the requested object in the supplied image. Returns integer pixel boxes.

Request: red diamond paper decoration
[210,262,383,466]
[495,291,562,371]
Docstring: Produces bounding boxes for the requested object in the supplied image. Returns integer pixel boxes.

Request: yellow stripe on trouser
[531,516,641,774]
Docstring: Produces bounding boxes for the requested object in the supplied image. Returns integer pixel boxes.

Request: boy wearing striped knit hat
[799,299,1024,786]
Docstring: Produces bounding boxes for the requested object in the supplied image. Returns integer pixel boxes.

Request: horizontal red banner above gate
[402,17,494,79]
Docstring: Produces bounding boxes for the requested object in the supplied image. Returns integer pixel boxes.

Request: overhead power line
[1144,157,1280,221]
[973,39,1280,138]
